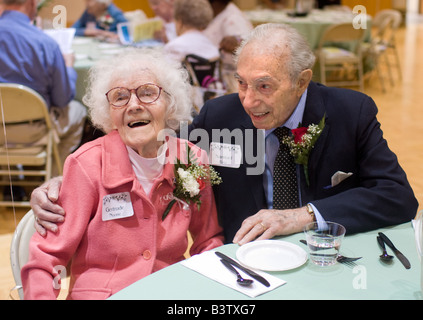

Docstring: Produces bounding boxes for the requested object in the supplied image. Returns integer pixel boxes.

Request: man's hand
[30,176,64,236]
[232,207,314,245]
[62,52,75,67]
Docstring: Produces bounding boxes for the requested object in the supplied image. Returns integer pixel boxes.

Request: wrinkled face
[86,0,107,17]
[236,44,306,130]
[108,72,168,158]
[148,0,174,22]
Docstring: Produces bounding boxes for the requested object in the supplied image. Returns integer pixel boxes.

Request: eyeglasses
[105,83,167,108]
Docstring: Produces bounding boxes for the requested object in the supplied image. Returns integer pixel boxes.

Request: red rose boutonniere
[282,115,326,186]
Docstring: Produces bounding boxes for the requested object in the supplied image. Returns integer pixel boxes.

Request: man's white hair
[234,23,316,82]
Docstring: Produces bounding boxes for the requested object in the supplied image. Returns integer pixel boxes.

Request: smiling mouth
[251,112,270,118]
[128,120,150,128]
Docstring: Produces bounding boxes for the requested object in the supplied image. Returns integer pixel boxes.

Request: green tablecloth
[110,222,422,300]
[72,38,128,103]
[244,9,371,50]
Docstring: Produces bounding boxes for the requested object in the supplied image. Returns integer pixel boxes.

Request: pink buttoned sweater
[21,131,224,299]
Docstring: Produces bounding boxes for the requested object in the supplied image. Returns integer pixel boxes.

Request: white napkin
[331,171,353,187]
[44,28,76,54]
[181,250,286,298]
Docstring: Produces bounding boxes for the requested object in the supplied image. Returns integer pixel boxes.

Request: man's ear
[296,69,313,97]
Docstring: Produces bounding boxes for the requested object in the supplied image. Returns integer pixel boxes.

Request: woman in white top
[203,0,253,92]
[204,0,253,47]
[163,0,219,62]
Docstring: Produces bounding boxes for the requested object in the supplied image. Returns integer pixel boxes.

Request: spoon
[220,259,253,287]
[377,235,394,262]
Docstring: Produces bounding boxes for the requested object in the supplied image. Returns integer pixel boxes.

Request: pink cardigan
[22,131,223,299]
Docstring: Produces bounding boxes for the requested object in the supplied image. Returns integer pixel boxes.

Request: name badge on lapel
[102,192,134,221]
[209,142,242,168]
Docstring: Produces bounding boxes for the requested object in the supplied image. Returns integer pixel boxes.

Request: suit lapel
[300,82,330,202]
[240,112,267,211]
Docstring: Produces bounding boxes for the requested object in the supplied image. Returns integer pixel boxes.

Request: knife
[215,251,271,287]
[378,232,411,269]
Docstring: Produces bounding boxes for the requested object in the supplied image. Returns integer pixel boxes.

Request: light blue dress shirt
[0,10,76,108]
[263,89,324,224]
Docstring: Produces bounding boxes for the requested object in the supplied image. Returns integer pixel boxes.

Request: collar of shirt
[1,10,31,24]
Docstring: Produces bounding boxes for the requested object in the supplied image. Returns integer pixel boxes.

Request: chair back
[317,23,366,91]
[183,54,226,111]
[372,9,402,47]
[373,9,402,29]
[184,54,220,88]
[10,210,36,300]
[0,83,62,206]
[0,83,53,128]
[318,23,366,48]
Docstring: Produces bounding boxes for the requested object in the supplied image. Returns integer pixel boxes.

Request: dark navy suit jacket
[190,81,418,242]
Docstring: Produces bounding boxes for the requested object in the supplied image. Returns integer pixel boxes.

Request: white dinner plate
[236,240,308,271]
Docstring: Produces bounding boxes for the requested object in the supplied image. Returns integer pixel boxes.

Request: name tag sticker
[209,142,242,168]
[102,192,134,221]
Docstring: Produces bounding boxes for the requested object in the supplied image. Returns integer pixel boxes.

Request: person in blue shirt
[0,0,87,173]
[73,0,127,40]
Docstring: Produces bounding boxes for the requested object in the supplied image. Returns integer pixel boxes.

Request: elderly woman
[73,0,127,38]
[163,0,219,62]
[148,0,177,43]
[21,48,224,300]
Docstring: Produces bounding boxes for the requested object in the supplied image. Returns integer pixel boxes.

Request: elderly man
[0,0,86,172]
[193,23,418,243]
[30,24,418,244]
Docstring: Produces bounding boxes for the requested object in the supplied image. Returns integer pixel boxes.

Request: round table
[110,222,422,300]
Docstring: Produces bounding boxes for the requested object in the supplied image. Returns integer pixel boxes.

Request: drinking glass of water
[304,221,346,266]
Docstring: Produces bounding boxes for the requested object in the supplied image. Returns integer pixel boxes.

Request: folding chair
[9,209,35,300]
[363,9,402,91]
[316,23,366,92]
[0,83,62,207]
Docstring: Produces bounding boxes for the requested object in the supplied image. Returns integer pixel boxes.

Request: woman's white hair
[234,23,316,83]
[83,48,193,133]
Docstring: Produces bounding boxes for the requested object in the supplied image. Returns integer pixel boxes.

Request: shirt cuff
[308,203,326,228]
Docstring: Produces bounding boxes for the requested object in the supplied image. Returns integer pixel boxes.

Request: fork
[299,240,362,267]
[336,255,362,268]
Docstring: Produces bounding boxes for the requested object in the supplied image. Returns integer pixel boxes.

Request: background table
[72,37,128,103]
[110,222,422,300]
[244,9,371,50]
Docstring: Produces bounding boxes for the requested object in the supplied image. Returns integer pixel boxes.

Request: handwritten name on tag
[102,192,134,221]
[209,142,242,168]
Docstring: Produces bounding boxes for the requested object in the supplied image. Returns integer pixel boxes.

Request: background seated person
[164,0,219,62]
[148,0,177,43]
[0,0,87,176]
[204,0,253,93]
[73,0,127,40]
[21,48,223,300]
